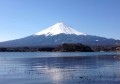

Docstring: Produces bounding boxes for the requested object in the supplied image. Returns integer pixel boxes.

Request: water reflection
[0,52,120,84]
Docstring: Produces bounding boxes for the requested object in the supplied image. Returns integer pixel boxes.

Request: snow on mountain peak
[35,22,87,36]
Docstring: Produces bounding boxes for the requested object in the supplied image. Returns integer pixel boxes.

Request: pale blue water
[0,52,120,84]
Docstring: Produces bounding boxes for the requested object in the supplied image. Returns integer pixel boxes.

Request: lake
[0,52,120,84]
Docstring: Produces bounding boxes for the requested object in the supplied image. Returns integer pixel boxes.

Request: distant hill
[0,43,93,52]
[53,43,93,52]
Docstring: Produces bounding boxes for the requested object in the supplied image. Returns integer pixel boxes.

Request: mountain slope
[0,23,119,48]
[0,34,119,47]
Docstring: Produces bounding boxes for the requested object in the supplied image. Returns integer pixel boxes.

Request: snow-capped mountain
[35,22,86,36]
[0,22,119,47]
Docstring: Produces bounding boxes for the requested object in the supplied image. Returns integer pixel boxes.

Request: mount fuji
[0,22,119,48]
[35,22,86,36]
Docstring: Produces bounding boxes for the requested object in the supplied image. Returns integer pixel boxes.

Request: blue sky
[0,0,120,42]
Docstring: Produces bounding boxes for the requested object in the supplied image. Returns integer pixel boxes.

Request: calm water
[0,52,120,84]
